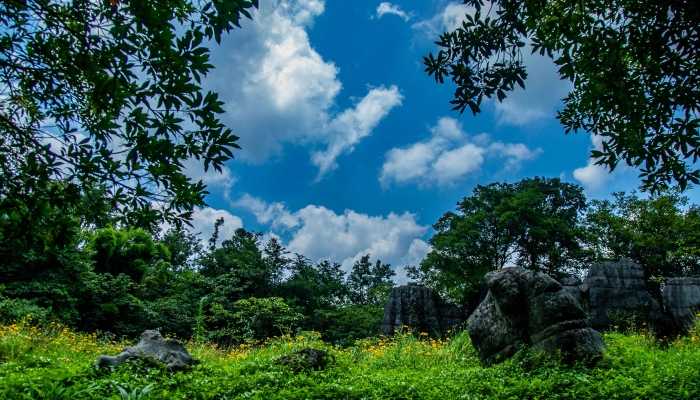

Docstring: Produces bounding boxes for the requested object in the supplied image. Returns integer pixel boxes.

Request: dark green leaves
[424,0,700,193]
[0,0,257,226]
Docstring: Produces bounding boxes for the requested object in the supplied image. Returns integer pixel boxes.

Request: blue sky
[182,0,699,279]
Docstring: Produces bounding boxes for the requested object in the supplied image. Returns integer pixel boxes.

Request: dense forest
[2,177,698,345]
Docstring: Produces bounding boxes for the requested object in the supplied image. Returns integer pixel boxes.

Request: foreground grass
[1,321,699,399]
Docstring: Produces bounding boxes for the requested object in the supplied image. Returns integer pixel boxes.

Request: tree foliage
[347,255,394,306]
[410,177,589,307]
[424,0,700,192]
[0,0,258,225]
[586,190,700,279]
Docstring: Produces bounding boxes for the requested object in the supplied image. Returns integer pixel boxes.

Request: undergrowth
[1,319,699,399]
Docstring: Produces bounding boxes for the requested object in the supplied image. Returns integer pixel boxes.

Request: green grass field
[1,320,699,400]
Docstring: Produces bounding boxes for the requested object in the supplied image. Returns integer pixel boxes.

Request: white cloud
[233,193,299,229]
[488,142,542,170]
[573,134,612,191]
[412,2,471,36]
[233,194,430,274]
[189,207,244,247]
[573,162,610,191]
[493,52,570,126]
[380,117,541,187]
[311,85,403,178]
[207,0,400,176]
[433,144,485,184]
[182,158,236,194]
[375,2,411,21]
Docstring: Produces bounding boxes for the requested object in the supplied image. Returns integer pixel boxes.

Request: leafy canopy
[410,177,589,306]
[424,0,700,192]
[0,0,258,226]
[585,190,700,279]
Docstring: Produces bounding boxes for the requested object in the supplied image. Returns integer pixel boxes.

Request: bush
[313,304,384,346]
[201,297,302,345]
[0,294,50,325]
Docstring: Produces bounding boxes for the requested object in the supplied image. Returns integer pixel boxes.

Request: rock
[381,285,463,337]
[467,268,604,365]
[663,277,700,335]
[96,330,195,371]
[581,259,660,330]
[276,348,332,372]
[559,275,584,305]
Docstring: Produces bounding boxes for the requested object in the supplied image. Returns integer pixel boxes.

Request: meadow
[1,320,699,400]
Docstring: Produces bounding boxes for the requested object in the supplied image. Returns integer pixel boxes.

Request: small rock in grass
[276,348,332,372]
[95,330,195,371]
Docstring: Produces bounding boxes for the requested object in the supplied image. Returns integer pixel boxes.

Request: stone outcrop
[467,268,604,365]
[276,348,332,372]
[381,285,463,337]
[559,275,584,305]
[663,277,700,334]
[581,259,661,330]
[96,330,195,370]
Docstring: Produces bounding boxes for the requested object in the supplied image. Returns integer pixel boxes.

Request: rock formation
[467,268,604,365]
[381,285,462,337]
[663,277,700,335]
[276,348,332,372]
[96,330,195,370]
[581,259,661,330]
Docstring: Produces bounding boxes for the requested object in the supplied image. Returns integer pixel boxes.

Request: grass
[1,320,699,399]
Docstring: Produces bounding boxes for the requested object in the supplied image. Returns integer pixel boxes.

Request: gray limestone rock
[467,268,604,365]
[381,285,463,337]
[663,277,700,334]
[96,330,195,371]
[581,259,660,330]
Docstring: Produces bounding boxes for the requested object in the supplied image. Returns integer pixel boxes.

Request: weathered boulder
[581,259,661,330]
[663,277,700,334]
[467,268,604,365]
[381,285,463,336]
[276,348,332,372]
[559,275,584,305]
[96,330,195,370]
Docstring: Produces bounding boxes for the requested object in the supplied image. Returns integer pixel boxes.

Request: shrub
[201,297,302,346]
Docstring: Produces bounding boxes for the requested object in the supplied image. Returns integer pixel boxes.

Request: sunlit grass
[1,318,699,399]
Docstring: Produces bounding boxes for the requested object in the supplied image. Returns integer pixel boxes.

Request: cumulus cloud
[412,1,471,36]
[573,134,612,191]
[207,0,400,176]
[312,85,403,178]
[159,206,244,248]
[191,207,244,244]
[234,194,431,274]
[493,52,570,126]
[233,193,300,230]
[375,2,412,21]
[182,158,236,194]
[379,117,541,187]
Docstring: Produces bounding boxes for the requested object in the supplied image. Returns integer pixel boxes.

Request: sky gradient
[182,0,700,280]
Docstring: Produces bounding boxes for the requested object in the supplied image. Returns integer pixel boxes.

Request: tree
[88,226,170,281]
[200,228,271,297]
[585,190,700,280]
[279,255,348,318]
[0,182,92,325]
[424,0,700,192]
[347,255,394,306]
[411,178,589,307]
[160,227,203,272]
[262,237,290,288]
[0,0,258,226]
